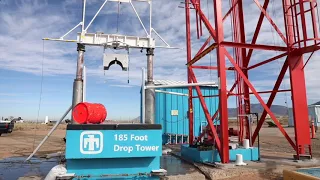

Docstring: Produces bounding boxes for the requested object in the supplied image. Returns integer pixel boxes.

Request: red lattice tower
[185,0,320,163]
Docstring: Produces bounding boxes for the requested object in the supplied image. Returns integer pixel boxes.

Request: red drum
[72,102,107,124]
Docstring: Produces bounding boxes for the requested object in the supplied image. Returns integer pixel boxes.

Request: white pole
[82,0,86,33]
[130,2,149,36]
[152,28,170,47]
[25,106,72,161]
[83,66,86,102]
[155,90,188,96]
[60,22,82,40]
[142,68,146,124]
[85,0,108,32]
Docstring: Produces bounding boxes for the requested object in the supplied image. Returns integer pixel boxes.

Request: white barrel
[243,139,250,149]
[235,154,246,166]
[44,164,67,180]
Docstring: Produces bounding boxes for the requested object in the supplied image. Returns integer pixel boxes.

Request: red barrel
[72,102,107,124]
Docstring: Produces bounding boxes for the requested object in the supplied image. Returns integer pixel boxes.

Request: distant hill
[312,101,320,105]
[228,104,288,117]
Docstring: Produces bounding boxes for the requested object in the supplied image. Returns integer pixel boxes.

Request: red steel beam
[247,52,288,70]
[187,43,218,66]
[196,81,239,142]
[250,58,288,143]
[237,0,251,140]
[189,0,237,64]
[252,0,287,44]
[292,44,320,55]
[190,0,217,40]
[187,41,287,66]
[229,89,291,96]
[193,89,291,98]
[246,0,270,66]
[185,0,194,145]
[289,54,311,154]
[213,0,229,163]
[299,1,308,47]
[221,41,287,51]
[191,66,235,70]
[222,1,238,22]
[283,0,312,158]
[225,51,296,149]
[189,70,222,153]
[195,36,213,57]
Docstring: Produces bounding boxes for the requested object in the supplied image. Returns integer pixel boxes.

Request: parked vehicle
[0,120,15,136]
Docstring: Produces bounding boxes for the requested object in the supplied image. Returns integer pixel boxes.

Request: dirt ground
[0,123,67,159]
[0,123,320,180]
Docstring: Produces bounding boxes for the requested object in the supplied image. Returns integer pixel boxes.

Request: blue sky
[0,0,319,121]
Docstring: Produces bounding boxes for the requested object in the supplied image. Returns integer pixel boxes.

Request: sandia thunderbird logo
[80,131,103,154]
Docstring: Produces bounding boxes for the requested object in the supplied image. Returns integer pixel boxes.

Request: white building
[288,105,320,128]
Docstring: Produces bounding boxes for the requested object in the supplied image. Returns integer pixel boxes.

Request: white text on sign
[114,134,148,141]
[114,145,160,153]
[113,134,159,153]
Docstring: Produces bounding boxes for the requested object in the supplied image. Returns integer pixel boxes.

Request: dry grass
[13,122,66,131]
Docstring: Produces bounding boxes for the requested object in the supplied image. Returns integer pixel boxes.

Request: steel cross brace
[223,1,239,22]
[187,0,287,67]
[251,58,289,144]
[195,36,213,57]
[246,0,270,66]
[196,81,239,142]
[252,0,287,44]
[188,69,222,154]
[225,51,296,149]
[189,0,232,59]
[247,52,288,70]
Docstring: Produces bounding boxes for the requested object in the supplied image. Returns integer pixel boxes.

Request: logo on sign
[80,131,103,154]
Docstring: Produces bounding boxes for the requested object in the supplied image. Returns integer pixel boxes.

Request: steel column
[189,70,222,153]
[145,48,155,124]
[237,0,251,140]
[71,43,85,123]
[186,0,194,144]
[284,0,312,157]
[214,0,229,163]
[288,54,311,155]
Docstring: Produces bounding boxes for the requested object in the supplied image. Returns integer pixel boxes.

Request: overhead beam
[191,66,235,70]
[76,33,155,48]
[187,41,287,66]
[193,89,291,98]
[222,41,287,51]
